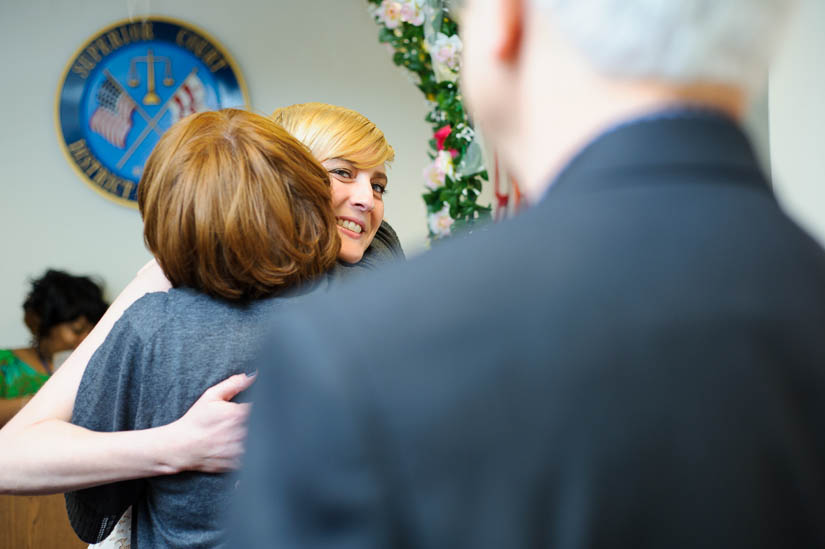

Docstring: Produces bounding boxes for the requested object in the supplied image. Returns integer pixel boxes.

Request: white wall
[0,0,435,346]
[2,0,823,347]
[769,0,825,248]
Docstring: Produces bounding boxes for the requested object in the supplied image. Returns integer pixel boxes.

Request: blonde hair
[271,103,395,169]
[138,108,340,301]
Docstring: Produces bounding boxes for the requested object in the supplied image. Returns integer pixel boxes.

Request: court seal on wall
[56,17,248,207]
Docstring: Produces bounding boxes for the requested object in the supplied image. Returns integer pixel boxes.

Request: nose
[350,172,375,212]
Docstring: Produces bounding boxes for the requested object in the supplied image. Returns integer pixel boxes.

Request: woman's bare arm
[0,373,254,494]
[0,260,254,495]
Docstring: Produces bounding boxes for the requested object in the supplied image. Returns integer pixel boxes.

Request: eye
[329,168,354,180]
[372,183,387,196]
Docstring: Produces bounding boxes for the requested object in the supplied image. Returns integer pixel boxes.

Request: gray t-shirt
[66,288,286,548]
[66,222,405,547]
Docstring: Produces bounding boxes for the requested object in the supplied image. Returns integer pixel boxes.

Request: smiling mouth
[336,217,365,235]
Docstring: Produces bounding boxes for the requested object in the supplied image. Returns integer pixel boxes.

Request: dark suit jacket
[231,114,825,548]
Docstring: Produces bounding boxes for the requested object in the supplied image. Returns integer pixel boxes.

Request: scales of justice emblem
[57,17,248,206]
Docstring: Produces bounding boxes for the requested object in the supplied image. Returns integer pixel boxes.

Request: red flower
[434,125,452,151]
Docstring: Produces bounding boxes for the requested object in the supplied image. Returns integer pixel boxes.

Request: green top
[0,349,50,398]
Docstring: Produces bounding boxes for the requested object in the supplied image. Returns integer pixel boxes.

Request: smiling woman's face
[322,158,387,263]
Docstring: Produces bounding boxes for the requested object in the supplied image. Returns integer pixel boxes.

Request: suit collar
[542,108,769,199]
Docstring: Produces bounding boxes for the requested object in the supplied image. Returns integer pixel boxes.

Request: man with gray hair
[232,1,825,547]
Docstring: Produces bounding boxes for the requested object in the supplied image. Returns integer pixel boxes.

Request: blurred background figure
[231,1,825,548]
[1,269,106,425]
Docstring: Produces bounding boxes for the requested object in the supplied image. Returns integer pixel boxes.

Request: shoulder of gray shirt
[323,219,405,285]
[120,221,406,323]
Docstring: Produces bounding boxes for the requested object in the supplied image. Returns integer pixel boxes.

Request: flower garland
[368,0,491,239]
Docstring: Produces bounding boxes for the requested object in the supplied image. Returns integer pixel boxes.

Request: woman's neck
[12,347,52,374]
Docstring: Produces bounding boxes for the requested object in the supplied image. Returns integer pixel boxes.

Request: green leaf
[370,6,491,242]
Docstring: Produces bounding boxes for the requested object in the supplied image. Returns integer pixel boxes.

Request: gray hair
[535,0,797,94]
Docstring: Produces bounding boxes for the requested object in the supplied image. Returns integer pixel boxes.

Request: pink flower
[428,203,454,237]
[433,33,462,69]
[375,0,403,29]
[434,125,452,151]
[430,33,463,83]
[423,150,455,191]
[400,0,425,26]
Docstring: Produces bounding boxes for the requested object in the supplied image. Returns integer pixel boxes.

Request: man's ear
[495,0,525,62]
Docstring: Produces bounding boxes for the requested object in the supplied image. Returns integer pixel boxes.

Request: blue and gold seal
[56,17,248,206]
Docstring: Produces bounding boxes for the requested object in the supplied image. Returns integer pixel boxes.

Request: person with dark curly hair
[1,270,107,425]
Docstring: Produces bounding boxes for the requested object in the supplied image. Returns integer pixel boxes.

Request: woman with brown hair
[0,103,402,546]
[62,108,339,547]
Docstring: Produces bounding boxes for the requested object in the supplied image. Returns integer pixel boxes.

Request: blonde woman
[0,103,402,544]
[272,102,404,268]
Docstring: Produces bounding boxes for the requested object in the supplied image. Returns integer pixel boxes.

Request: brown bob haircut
[138,108,340,301]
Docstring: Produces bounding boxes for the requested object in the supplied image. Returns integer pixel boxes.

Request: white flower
[423,150,455,190]
[429,106,447,122]
[400,0,426,26]
[428,203,454,237]
[433,33,462,69]
[455,123,475,142]
[431,33,462,82]
[375,0,403,29]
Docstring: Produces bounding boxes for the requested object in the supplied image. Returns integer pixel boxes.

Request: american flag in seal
[89,77,137,149]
